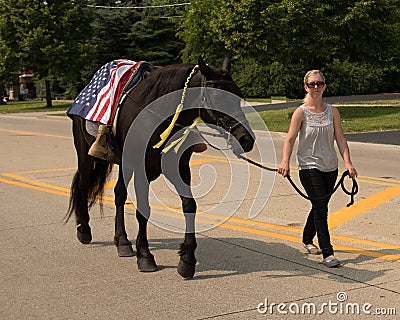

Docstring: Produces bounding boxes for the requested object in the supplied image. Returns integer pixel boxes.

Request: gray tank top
[297,104,338,172]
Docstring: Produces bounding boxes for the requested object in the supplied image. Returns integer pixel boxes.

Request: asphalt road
[344,130,399,146]
[0,112,399,319]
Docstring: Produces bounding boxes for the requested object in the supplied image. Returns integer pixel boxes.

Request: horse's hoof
[117,245,135,257]
[177,259,196,279]
[77,228,92,244]
[137,257,158,272]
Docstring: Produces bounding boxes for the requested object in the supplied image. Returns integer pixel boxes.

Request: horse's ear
[222,54,231,74]
[198,56,214,78]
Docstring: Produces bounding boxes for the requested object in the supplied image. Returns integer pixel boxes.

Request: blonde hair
[303,70,326,103]
[303,70,325,85]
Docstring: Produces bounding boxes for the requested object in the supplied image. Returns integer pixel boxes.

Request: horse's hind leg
[114,166,135,257]
[68,116,95,244]
[71,158,94,244]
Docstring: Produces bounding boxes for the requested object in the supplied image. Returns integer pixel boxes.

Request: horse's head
[195,56,255,155]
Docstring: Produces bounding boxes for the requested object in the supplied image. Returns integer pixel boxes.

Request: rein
[196,126,236,151]
[237,154,358,207]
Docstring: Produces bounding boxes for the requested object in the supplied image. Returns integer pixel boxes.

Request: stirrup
[88,146,120,163]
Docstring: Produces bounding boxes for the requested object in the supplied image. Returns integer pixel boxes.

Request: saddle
[85,61,155,137]
[85,62,155,164]
[112,62,155,135]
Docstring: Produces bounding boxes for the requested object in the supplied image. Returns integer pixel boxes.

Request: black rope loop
[237,154,358,207]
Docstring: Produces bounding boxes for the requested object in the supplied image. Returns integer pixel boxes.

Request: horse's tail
[65,161,113,222]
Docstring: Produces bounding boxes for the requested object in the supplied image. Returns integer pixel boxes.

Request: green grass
[0,100,71,114]
[337,105,400,132]
[258,104,400,133]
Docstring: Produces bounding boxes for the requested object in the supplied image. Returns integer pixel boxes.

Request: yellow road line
[0,128,72,140]
[104,180,117,190]
[189,158,215,166]
[4,167,76,175]
[1,173,118,203]
[3,173,71,193]
[357,175,400,185]
[0,177,70,197]
[328,186,400,230]
[357,178,400,187]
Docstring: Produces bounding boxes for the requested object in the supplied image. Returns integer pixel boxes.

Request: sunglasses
[306,81,325,88]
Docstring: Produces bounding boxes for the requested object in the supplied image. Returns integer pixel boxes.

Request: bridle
[199,77,246,148]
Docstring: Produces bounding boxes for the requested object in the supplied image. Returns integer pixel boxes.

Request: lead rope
[236,154,358,207]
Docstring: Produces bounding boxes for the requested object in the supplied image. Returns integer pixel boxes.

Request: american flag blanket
[67,59,142,125]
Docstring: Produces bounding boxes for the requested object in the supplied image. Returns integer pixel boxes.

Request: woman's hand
[346,164,358,178]
[278,161,290,177]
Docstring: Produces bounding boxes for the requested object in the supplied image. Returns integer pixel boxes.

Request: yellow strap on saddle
[153,65,199,150]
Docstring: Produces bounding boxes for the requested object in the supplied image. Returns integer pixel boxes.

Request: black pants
[299,168,338,258]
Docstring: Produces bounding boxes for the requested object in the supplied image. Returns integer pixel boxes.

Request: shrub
[233,57,398,98]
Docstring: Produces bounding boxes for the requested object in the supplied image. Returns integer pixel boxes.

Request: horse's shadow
[90,236,397,283]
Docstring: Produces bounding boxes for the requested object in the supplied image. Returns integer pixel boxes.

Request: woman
[278,70,357,267]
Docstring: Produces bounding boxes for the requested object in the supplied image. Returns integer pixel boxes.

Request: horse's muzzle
[231,134,255,155]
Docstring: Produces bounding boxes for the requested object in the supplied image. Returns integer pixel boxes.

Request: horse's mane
[134,63,196,106]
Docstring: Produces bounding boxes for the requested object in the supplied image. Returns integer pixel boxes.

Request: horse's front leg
[178,198,197,279]
[135,174,158,272]
[167,160,197,279]
[114,167,135,257]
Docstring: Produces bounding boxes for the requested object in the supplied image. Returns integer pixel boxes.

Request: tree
[0,0,93,107]
[81,0,184,82]
[178,0,400,97]
[127,0,185,65]
[128,19,184,65]
[334,0,400,65]
[177,0,226,64]
[89,0,141,67]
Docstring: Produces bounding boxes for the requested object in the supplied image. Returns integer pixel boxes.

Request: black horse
[66,56,255,278]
